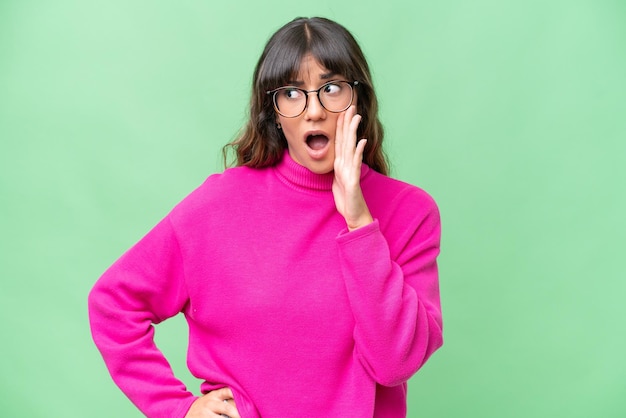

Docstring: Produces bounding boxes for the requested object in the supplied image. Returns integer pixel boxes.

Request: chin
[289,147,335,174]
[309,166,333,175]
[306,158,334,174]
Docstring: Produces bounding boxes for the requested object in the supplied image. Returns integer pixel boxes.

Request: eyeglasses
[267,80,359,118]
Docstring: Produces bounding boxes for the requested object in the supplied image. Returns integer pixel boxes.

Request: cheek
[328,113,341,136]
[278,119,298,145]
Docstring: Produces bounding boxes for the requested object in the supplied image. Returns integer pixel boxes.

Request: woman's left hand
[332,105,374,231]
[184,387,241,418]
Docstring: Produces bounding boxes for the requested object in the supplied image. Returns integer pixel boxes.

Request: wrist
[347,214,374,232]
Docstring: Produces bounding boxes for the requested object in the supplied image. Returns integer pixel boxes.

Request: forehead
[292,54,334,82]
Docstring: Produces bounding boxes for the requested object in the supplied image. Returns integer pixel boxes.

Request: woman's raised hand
[185,387,241,418]
[332,105,374,232]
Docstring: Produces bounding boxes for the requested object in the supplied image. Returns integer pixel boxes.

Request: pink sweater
[88,151,443,418]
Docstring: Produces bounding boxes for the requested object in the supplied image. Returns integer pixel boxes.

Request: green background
[1,0,624,417]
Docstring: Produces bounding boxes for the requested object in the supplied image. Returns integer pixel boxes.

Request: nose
[304,92,326,120]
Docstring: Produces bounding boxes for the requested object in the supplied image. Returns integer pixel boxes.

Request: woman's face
[276,54,356,174]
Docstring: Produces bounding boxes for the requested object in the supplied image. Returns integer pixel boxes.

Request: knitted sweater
[88,151,443,418]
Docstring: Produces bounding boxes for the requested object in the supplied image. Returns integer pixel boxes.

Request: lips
[304,130,331,149]
[300,130,332,162]
[306,134,329,150]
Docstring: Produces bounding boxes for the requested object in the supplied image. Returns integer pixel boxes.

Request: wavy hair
[223,17,388,175]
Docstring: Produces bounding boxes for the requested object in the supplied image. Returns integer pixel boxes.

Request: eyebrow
[287,72,338,86]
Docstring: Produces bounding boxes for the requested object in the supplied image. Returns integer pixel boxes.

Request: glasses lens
[274,88,306,118]
[319,81,353,112]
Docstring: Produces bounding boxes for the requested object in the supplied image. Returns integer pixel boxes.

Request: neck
[273,150,370,192]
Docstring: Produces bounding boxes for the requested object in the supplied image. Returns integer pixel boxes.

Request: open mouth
[306,134,330,150]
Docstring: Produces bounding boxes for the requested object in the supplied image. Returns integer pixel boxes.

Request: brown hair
[223,17,389,175]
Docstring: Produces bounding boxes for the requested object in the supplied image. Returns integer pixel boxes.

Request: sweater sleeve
[336,191,443,387]
[88,216,197,417]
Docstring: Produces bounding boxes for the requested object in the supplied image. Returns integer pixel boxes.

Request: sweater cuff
[336,219,380,242]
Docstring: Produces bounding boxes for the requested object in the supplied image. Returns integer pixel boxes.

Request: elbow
[364,316,444,387]
[376,338,443,387]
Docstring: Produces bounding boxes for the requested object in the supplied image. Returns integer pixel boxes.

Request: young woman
[89,17,443,418]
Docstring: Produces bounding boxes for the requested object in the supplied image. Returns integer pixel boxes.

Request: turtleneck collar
[273,150,370,193]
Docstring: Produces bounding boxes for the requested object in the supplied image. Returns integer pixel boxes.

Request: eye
[279,88,303,100]
[322,82,343,95]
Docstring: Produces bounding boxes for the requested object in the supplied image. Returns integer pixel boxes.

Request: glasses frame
[267,80,359,118]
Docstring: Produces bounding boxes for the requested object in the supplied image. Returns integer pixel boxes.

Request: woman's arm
[88,217,198,417]
[332,107,443,386]
[336,202,442,387]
